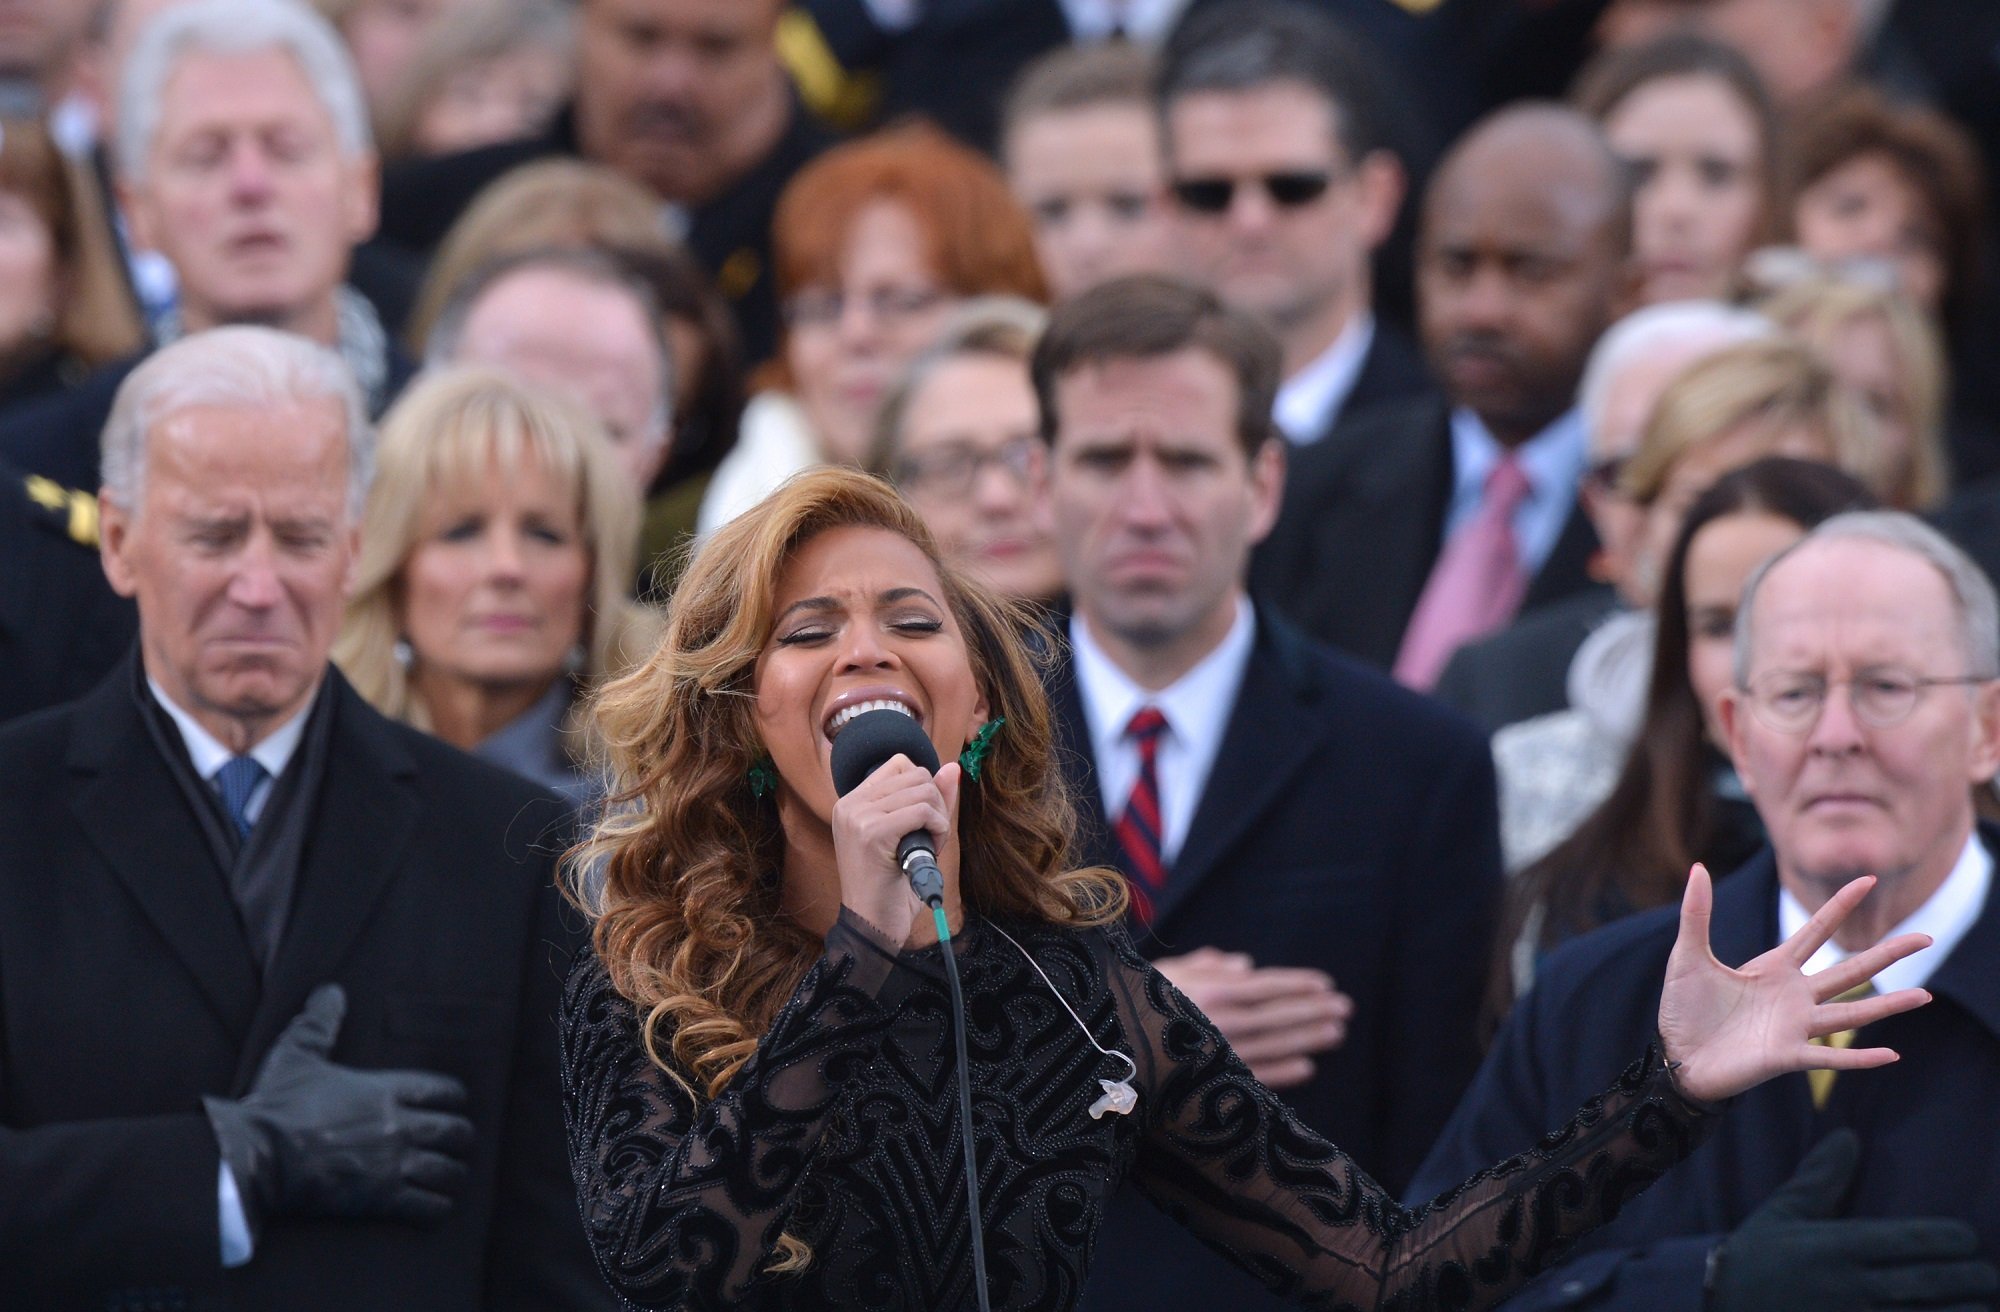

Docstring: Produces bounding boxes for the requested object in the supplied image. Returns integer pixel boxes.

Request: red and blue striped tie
[1114,707,1170,924]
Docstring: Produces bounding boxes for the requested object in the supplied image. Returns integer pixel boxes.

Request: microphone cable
[930,903,993,1312]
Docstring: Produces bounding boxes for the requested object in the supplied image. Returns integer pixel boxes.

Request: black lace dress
[561,910,1718,1311]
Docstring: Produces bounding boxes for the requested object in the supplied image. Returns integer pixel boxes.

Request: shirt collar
[1058,0,1192,41]
[1069,594,1255,759]
[1779,830,1993,994]
[1274,313,1376,444]
[1447,406,1587,514]
[146,674,314,783]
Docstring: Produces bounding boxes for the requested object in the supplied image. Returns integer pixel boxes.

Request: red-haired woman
[696,124,1048,537]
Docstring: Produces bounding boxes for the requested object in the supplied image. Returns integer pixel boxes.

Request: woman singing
[561,467,1930,1311]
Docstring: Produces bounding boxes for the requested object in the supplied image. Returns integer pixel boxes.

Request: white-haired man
[1435,299,1773,730]
[0,0,418,493]
[0,327,607,1308]
[1413,511,2000,1311]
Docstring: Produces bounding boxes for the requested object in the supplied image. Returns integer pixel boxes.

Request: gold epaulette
[777,8,881,130]
[22,473,100,548]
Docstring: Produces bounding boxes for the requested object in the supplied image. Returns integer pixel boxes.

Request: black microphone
[829,708,947,908]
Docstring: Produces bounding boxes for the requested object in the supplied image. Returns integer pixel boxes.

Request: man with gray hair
[1436,299,1773,731]
[0,327,606,1308]
[0,0,419,493]
[1411,510,2000,1311]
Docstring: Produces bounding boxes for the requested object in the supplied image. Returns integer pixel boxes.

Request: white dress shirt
[1274,313,1376,445]
[1780,831,1992,996]
[1444,406,1588,580]
[1070,596,1255,865]
[148,677,313,1268]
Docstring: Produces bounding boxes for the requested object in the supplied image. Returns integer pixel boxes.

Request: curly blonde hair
[579,468,1125,1107]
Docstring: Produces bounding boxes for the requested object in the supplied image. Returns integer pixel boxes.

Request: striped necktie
[214,755,266,841]
[1114,707,1169,924]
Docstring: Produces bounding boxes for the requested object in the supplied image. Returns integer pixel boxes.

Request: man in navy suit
[1411,512,2000,1311]
[1032,276,1503,1312]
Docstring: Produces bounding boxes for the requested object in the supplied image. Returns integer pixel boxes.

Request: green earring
[959,718,1005,781]
[746,756,778,799]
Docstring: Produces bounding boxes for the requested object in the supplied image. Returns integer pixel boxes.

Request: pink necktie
[1394,456,1533,691]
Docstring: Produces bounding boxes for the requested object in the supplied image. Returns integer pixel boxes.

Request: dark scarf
[132,662,339,975]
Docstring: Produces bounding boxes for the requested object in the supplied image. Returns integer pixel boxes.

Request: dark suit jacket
[1432,584,1622,733]
[1298,320,1436,444]
[0,463,133,726]
[0,661,608,1310]
[1408,833,2000,1310]
[1252,393,1598,670]
[376,101,833,366]
[0,346,418,494]
[1055,605,1503,1312]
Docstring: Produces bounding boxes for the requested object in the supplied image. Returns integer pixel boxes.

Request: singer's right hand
[831,755,961,946]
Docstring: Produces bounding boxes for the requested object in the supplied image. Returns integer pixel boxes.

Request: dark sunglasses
[1171,171,1334,214]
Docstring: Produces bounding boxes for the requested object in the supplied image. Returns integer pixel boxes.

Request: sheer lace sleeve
[560,909,905,1308]
[1101,930,1720,1311]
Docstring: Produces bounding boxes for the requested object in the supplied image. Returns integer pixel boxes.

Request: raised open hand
[1658,866,1935,1105]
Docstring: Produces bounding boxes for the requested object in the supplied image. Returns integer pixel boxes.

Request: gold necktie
[1808,982,1876,1110]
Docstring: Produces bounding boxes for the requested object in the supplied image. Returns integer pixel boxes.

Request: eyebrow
[775,587,943,625]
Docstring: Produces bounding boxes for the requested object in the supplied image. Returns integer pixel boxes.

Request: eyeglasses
[894,437,1037,500]
[1740,666,1992,733]
[1170,170,1336,215]
[785,285,946,329]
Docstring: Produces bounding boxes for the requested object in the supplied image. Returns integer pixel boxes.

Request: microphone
[829,708,947,908]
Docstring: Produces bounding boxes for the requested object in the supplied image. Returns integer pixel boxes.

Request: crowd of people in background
[9,0,2000,1308]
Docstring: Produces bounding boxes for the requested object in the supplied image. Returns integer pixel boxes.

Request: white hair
[118,0,372,182]
[101,326,375,520]
[1577,300,1775,442]
[1734,510,2000,687]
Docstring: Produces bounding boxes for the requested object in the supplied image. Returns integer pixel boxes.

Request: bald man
[1253,103,1635,684]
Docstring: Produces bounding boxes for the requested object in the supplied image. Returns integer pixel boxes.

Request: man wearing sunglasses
[1411,511,2000,1312]
[1157,1,1432,451]
[1255,104,1633,684]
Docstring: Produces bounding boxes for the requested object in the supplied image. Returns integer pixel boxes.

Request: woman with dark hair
[1497,457,1879,1004]
[0,117,146,410]
[1572,33,1779,306]
[1780,85,1985,328]
[560,464,1925,1311]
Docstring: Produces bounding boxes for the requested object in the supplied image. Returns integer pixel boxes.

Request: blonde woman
[561,465,1927,1310]
[1495,338,1887,873]
[336,366,660,803]
[1759,274,1950,509]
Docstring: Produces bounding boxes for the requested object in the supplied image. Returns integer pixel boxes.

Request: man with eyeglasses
[1409,510,2000,1312]
[1157,1,1432,452]
[1254,103,1634,685]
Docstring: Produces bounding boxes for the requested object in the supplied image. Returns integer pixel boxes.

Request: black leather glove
[204,983,476,1240]
[1706,1130,1999,1311]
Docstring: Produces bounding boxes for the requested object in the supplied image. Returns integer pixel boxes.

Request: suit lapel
[66,667,261,1039]
[1153,616,1334,931]
[1522,493,1600,613]
[242,677,420,1073]
[1914,821,2000,1043]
